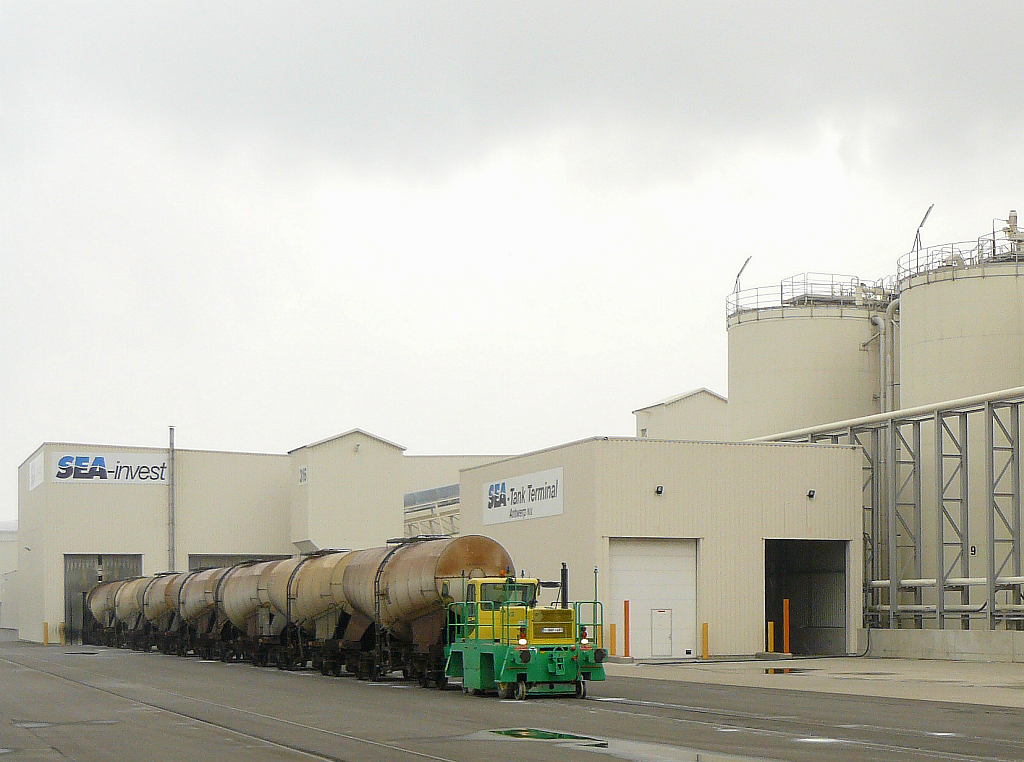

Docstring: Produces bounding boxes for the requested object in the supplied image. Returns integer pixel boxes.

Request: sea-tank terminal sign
[483,467,563,525]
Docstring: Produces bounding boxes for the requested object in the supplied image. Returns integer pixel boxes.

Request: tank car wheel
[332,661,343,677]
[514,681,527,701]
[320,660,332,676]
[574,680,587,699]
[417,676,430,688]
[497,682,513,699]
[435,675,448,690]
[401,668,410,681]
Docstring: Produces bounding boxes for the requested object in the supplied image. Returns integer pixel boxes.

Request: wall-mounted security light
[354,443,361,453]
[806,489,816,499]
[655,485,664,495]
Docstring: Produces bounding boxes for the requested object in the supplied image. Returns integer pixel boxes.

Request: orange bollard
[783,598,791,654]
[623,600,631,658]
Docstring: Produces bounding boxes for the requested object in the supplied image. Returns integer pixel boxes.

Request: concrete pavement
[604,655,1024,709]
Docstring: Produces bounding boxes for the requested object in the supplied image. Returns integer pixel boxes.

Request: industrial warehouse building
[13,431,496,646]
[8,209,1024,662]
[458,438,860,658]
[13,432,861,659]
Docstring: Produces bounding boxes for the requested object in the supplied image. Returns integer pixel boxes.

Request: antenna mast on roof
[733,255,752,293]
[912,204,934,254]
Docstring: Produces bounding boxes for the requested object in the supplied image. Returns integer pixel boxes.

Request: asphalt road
[2,642,1023,762]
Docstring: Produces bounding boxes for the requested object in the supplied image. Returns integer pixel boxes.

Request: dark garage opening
[765,539,847,655]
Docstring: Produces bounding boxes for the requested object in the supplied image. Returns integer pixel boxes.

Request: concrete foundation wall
[865,628,1024,662]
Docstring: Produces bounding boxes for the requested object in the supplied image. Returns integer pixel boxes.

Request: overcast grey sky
[2,2,1022,522]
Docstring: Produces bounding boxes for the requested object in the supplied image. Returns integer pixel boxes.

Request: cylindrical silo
[727,273,895,441]
[898,212,1024,407]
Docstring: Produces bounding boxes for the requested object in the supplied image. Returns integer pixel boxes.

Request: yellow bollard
[610,623,617,656]
[767,621,775,653]
[43,622,49,646]
[59,622,66,647]
[701,622,709,659]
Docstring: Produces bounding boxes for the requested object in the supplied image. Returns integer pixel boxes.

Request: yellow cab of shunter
[462,578,577,647]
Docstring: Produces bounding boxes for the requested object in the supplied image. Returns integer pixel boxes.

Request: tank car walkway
[1,641,1023,762]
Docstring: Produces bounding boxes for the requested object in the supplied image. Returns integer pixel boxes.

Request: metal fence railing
[897,228,1024,281]
[726,272,895,320]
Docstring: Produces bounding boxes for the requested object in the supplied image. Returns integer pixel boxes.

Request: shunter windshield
[478,583,537,606]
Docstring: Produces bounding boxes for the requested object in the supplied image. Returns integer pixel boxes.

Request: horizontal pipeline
[870,577,1024,589]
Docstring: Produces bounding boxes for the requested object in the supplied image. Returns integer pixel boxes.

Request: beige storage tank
[897,212,1024,407]
[218,560,288,635]
[87,579,130,626]
[142,573,186,625]
[179,567,232,624]
[264,551,355,627]
[342,535,514,642]
[727,273,894,440]
[113,577,150,625]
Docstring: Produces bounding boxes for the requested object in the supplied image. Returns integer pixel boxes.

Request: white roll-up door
[609,539,697,659]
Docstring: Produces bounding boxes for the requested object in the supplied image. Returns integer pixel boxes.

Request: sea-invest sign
[483,467,563,525]
[50,453,169,483]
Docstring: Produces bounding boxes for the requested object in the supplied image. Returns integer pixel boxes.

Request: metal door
[651,608,673,657]
[64,554,142,645]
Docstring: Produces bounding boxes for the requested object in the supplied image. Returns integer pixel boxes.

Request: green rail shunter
[444,576,606,699]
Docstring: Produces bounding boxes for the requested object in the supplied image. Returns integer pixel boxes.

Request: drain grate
[491,729,601,742]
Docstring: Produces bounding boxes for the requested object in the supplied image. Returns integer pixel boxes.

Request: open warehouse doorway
[64,554,142,645]
[765,540,847,655]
